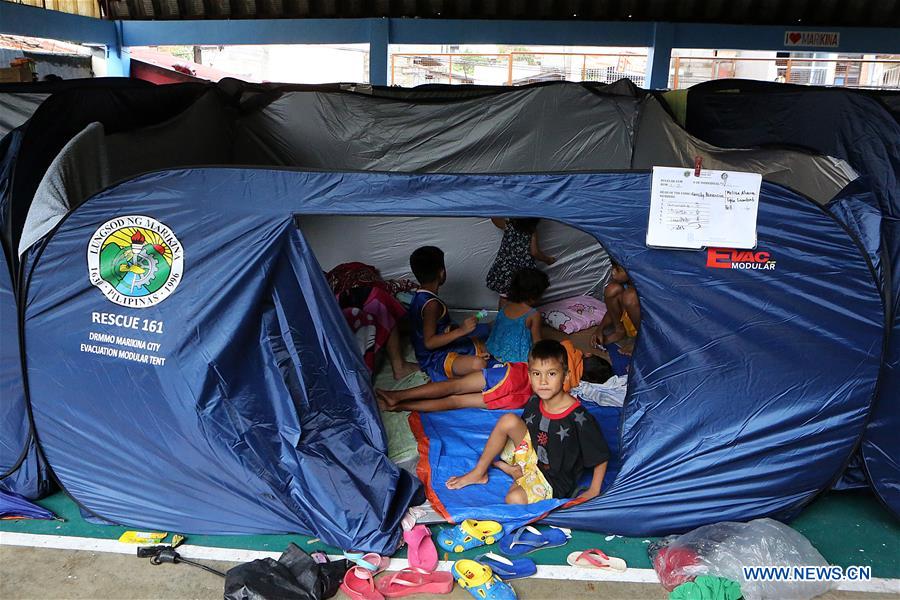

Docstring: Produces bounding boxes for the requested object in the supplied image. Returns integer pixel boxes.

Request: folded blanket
[326,261,415,297]
[375,363,429,466]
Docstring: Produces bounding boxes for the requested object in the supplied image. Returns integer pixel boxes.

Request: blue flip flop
[475,552,537,580]
[498,526,570,556]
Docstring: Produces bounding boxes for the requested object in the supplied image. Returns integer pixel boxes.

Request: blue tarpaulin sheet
[413,404,621,529]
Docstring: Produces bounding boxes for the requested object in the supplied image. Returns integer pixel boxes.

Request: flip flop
[497,526,570,556]
[452,559,517,600]
[404,524,438,572]
[340,565,385,600]
[566,549,627,572]
[376,567,454,597]
[345,551,390,573]
[437,519,504,553]
[474,552,536,580]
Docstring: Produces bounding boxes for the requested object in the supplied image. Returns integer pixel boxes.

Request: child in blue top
[486,268,549,363]
[408,246,489,382]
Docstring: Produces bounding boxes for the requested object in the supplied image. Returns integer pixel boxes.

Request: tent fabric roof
[19,81,860,260]
[0,78,161,138]
[0,93,47,138]
[20,91,233,256]
[4,81,206,267]
[633,95,857,204]
[233,83,639,171]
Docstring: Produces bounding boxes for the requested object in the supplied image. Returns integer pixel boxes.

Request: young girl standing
[485,218,555,304]
[486,268,549,363]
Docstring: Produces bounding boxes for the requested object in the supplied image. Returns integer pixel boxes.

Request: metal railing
[390,52,648,87]
[670,56,900,90]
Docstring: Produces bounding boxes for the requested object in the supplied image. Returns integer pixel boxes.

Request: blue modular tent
[684,80,900,518]
[0,129,49,501]
[20,167,883,548]
[0,81,207,501]
[1,80,896,552]
[0,240,49,501]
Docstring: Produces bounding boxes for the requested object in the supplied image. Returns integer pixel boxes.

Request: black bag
[224,543,349,600]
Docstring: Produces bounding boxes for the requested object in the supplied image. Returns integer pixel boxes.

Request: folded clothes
[572,375,628,407]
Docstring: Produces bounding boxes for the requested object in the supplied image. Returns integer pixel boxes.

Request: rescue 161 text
[92,311,164,334]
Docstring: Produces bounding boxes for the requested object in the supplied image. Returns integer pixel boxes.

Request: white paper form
[646,166,762,250]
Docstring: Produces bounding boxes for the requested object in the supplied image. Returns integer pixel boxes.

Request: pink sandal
[376,567,454,598]
[345,551,391,574]
[404,524,438,572]
[341,565,385,600]
[566,548,627,572]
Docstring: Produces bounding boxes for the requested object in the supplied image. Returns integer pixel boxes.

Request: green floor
[3,490,898,579]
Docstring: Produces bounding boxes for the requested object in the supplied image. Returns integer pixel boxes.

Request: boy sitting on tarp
[377,340,612,413]
[446,340,610,504]
[407,246,490,382]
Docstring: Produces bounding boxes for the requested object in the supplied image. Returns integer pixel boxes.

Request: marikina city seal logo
[87,215,184,308]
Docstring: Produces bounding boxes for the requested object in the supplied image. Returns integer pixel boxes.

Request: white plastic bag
[649,518,835,600]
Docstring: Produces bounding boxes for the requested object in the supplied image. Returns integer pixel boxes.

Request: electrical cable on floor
[139,545,226,578]
[164,555,226,578]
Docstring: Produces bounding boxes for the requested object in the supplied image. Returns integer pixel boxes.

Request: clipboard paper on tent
[646,166,762,250]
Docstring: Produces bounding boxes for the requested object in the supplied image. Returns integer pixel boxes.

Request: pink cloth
[342,287,406,371]
[540,295,607,334]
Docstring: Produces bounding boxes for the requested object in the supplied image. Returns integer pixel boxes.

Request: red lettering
[706,248,732,268]
[707,248,773,268]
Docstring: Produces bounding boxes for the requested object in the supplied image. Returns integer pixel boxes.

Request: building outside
[670,49,900,89]
[0,34,96,80]
[389,44,648,87]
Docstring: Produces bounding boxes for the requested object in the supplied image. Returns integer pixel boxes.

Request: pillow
[540,295,607,334]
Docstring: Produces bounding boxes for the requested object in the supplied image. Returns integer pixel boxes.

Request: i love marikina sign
[784,31,840,48]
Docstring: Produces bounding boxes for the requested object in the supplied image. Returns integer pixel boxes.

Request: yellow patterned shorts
[501,431,553,503]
